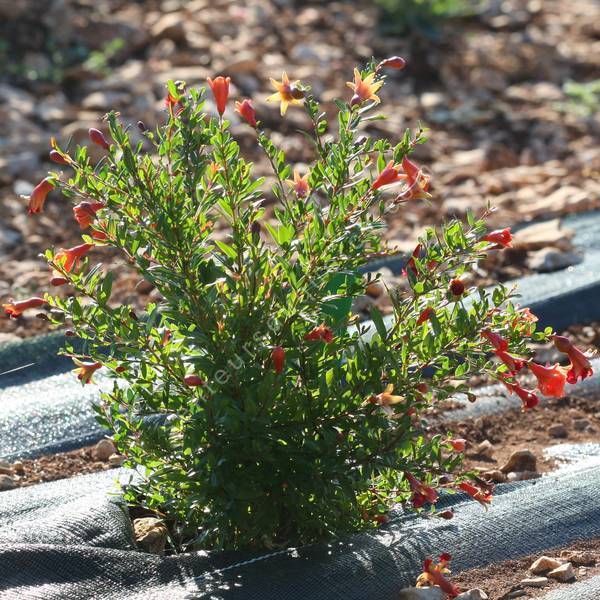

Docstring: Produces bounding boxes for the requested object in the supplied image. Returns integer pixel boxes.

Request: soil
[453,538,600,599]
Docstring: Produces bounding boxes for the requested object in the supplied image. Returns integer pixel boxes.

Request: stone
[150,13,187,42]
[527,248,583,273]
[499,450,537,474]
[513,219,574,251]
[0,226,22,252]
[506,470,541,482]
[108,454,125,467]
[456,589,488,600]
[0,474,15,491]
[560,550,596,566]
[476,440,494,458]
[12,461,24,474]
[548,423,568,438]
[547,562,575,582]
[93,439,117,461]
[504,591,526,599]
[482,469,507,483]
[398,588,444,600]
[530,556,562,574]
[0,464,14,476]
[133,518,168,555]
[573,418,591,431]
[521,576,548,588]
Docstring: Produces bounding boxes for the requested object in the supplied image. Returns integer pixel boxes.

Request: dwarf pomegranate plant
[8,58,593,551]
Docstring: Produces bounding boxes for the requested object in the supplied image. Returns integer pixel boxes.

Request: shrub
[10,58,592,552]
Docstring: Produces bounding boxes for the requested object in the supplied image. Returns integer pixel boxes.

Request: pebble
[482,469,507,483]
[547,562,575,582]
[12,461,24,474]
[573,418,591,431]
[397,588,444,600]
[530,556,562,574]
[559,550,596,566]
[0,464,14,476]
[527,247,583,273]
[108,454,125,467]
[504,590,526,599]
[93,439,117,461]
[499,450,537,474]
[455,590,488,600]
[520,576,548,587]
[548,423,568,438]
[133,518,169,555]
[476,440,494,458]
[0,474,16,491]
[512,219,574,251]
[506,470,540,482]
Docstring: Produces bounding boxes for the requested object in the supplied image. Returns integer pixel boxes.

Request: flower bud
[89,128,110,150]
[271,346,285,374]
[49,150,69,165]
[378,56,406,70]
[235,99,257,128]
[449,279,465,297]
[184,374,205,387]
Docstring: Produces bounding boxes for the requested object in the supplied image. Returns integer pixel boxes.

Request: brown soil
[453,538,600,599]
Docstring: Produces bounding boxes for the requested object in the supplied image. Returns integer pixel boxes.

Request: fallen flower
[458,481,493,506]
[346,67,383,106]
[73,201,105,229]
[3,297,47,318]
[482,227,513,248]
[72,358,102,384]
[54,243,94,273]
[267,72,304,115]
[235,98,257,127]
[207,75,231,116]
[416,553,461,597]
[28,178,55,214]
[528,361,568,398]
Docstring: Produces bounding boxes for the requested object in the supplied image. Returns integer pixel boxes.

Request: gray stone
[398,588,444,600]
[573,418,591,431]
[527,247,583,273]
[93,439,117,461]
[520,576,548,587]
[0,474,15,491]
[456,589,488,599]
[548,423,568,438]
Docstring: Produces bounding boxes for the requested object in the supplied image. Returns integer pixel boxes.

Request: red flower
[271,346,285,374]
[304,323,334,344]
[165,93,184,115]
[372,160,406,191]
[503,380,539,410]
[446,438,466,452]
[3,297,47,318]
[377,56,406,70]
[552,335,594,384]
[235,99,257,127]
[91,230,108,241]
[73,201,105,229]
[89,128,110,150]
[405,473,438,508]
[54,243,94,273]
[528,362,568,398]
[207,76,231,116]
[183,374,205,387]
[398,156,431,201]
[72,358,102,384]
[402,244,422,278]
[416,307,434,325]
[481,329,509,351]
[437,509,455,520]
[494,349,526,373]
[449,279,465,297]
[458,481,493,506]
[28,178,54,214]
[49,150,70,165]
[50,271,68,286]
[417,554,461,597]
[482,228,513,248]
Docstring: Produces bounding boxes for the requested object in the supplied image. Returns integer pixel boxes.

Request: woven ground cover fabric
[2,455,600,599]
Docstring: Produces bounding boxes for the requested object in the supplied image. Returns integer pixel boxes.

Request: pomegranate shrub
[8,58,593,552]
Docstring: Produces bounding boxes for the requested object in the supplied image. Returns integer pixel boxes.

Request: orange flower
[458,481,493,506]
[3,297,47,318]
[494,349,526,373]
[286,170,310,198]
[235,98,257,127]
[183,374,205,387]
[371,160,406,191]
[397,156,431,201]
[271,346,285,374]
[367,384,404,417]
[416,553,461,598]
[528,362,568,398]
[89,128,110,150]
[207,76,231,116]
[482,228,513,248]
[446,438,466,452]
[503,380,539,410]
[552,335,594,384]
[304,323,334,344]
[28,178,55,214]
[267,72,304,115]
[377,56,406,70]
[346,68,383,106]
[72,358,102,384]
[481,329,509,351]
[54,243,94,273]
[165,92,184,115]
[405,473,438,508]
[73,201,105,229]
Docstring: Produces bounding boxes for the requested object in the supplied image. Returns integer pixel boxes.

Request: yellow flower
[286,169,310,198]
[346,68,383,106]
[267,72,304,115]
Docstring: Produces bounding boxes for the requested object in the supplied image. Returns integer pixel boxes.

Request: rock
[523,186,595,218]
[365,282,384,298]
[150,13,187,43]
[504,591,526,599]
[456,589,488,600]
[513,219,574,251]
[93,439,117,461]
[476,440,494,458]
[560,550,596,566]
[108,453,125,467]
[0,464,14,476]
[482,469,507,483]
[398,588,444,600]
[0,226,22,252]
[520,576,548,588]
[548,423,568,438]
[547,562,575,582]
[12,461,24,474]
[506,470,540,482]
[499,450,537,474]
[530,556,563,574]
[133,517,168,555]
[82,91,132,111]
[573,418,591,431]
[527,247,583,273]
[0,474,15,491]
